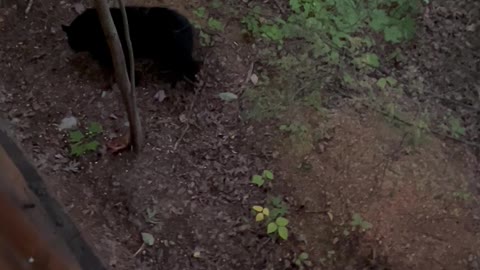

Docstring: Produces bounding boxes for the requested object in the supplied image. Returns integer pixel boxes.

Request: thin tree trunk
[94,0,143,153]
[117,0,135,90]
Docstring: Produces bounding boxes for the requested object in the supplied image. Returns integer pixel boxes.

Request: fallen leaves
[106,133,130,154]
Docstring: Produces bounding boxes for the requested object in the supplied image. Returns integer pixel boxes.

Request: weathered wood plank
[0,128,106,270]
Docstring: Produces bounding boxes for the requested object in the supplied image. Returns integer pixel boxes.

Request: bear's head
[62,24,91,52]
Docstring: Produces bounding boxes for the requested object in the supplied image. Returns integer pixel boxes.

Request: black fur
[62,7,201,87]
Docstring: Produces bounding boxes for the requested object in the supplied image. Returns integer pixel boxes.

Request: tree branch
[94,0,143,153]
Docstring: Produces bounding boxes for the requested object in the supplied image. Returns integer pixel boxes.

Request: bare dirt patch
[275,108,479,269]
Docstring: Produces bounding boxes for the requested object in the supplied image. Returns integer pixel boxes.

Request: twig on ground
[251,237,271,270]
[303,210,329,214]
[132,243,145,257]
[272,0,286,14]
[173,124,190,151]
[244,61,255,85]
[173,81,205,151]
[427,92,480,112]
[238,61,255,97]
[25,0,34,14]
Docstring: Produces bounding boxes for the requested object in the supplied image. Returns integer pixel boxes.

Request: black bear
[62,6,201,87]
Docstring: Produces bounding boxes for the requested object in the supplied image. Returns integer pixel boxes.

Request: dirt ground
[0,0,479,269]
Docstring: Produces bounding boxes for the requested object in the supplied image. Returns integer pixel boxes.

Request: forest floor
[0,0,479,269]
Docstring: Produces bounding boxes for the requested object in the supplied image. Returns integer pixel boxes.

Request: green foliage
[193,7,207,18]
[242,0,422,64]
[279,122,315,155]
[87,122,103,135]
[251,170,274,187]
[242,0,422,121]
[141,232,155,246]
[350,213,373,231]
[280,122,309,135]
[446,116,466,139]
[210,0,222,9]
[199,31,213,46]
[369,1,418,44]
[409,117,430,146]
[453,191,472,201]
[208,18,224,31]
[242,7,285,43]
[267,217,289,240]
[252,205,270,221]
[295,252,313,269]
[69,130,84,143]
[68,122,103,157]
[218,92,238,102]
[145,208,161,224]
[251,196,290,241]
[376,76,398,90]
[268,196,288,220]
[353,53,380,69]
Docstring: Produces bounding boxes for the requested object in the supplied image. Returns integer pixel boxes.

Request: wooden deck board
[0,128,105,270]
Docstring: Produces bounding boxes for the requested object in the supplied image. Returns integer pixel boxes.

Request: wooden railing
[0,128,105,270]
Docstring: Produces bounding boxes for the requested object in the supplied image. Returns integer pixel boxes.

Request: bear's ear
[61,24,69,32]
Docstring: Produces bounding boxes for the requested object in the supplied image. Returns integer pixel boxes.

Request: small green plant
[353,53,381,69]
[242,7,285,43]
[268,196,288,219]
[453,191,472,201]
[145,208,161,224]
[210,0,222,9]
[141,232,155,246]
[279,123,308,135]
[369,1,418,44]
[199,31,213,46]
[251,169,274,187]
[350,213,372,231]
[242,0,421,54]
[68,122,103,157]
[252,197,290,240]
[193,7,207,18]
[294,252,313,269]
[279,122,315,155]
[252,205,270,221]
[267,217,289,240]
[446,116,466,139]
[376,76,398,90]
[409,118,429,146]
[208,18,224,31]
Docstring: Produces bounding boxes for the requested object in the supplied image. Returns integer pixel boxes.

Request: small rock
[466,24,476,32]
[58,116,78,130]
[250,74,259,85]
[73,3,86,14]
[218,92,238,101]
[316,143,325,153]
[179,114,188,123]
[236,224,251,232]
[154,90,166,102]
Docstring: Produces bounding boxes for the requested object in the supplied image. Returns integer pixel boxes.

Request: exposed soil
[0,0,479,270]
